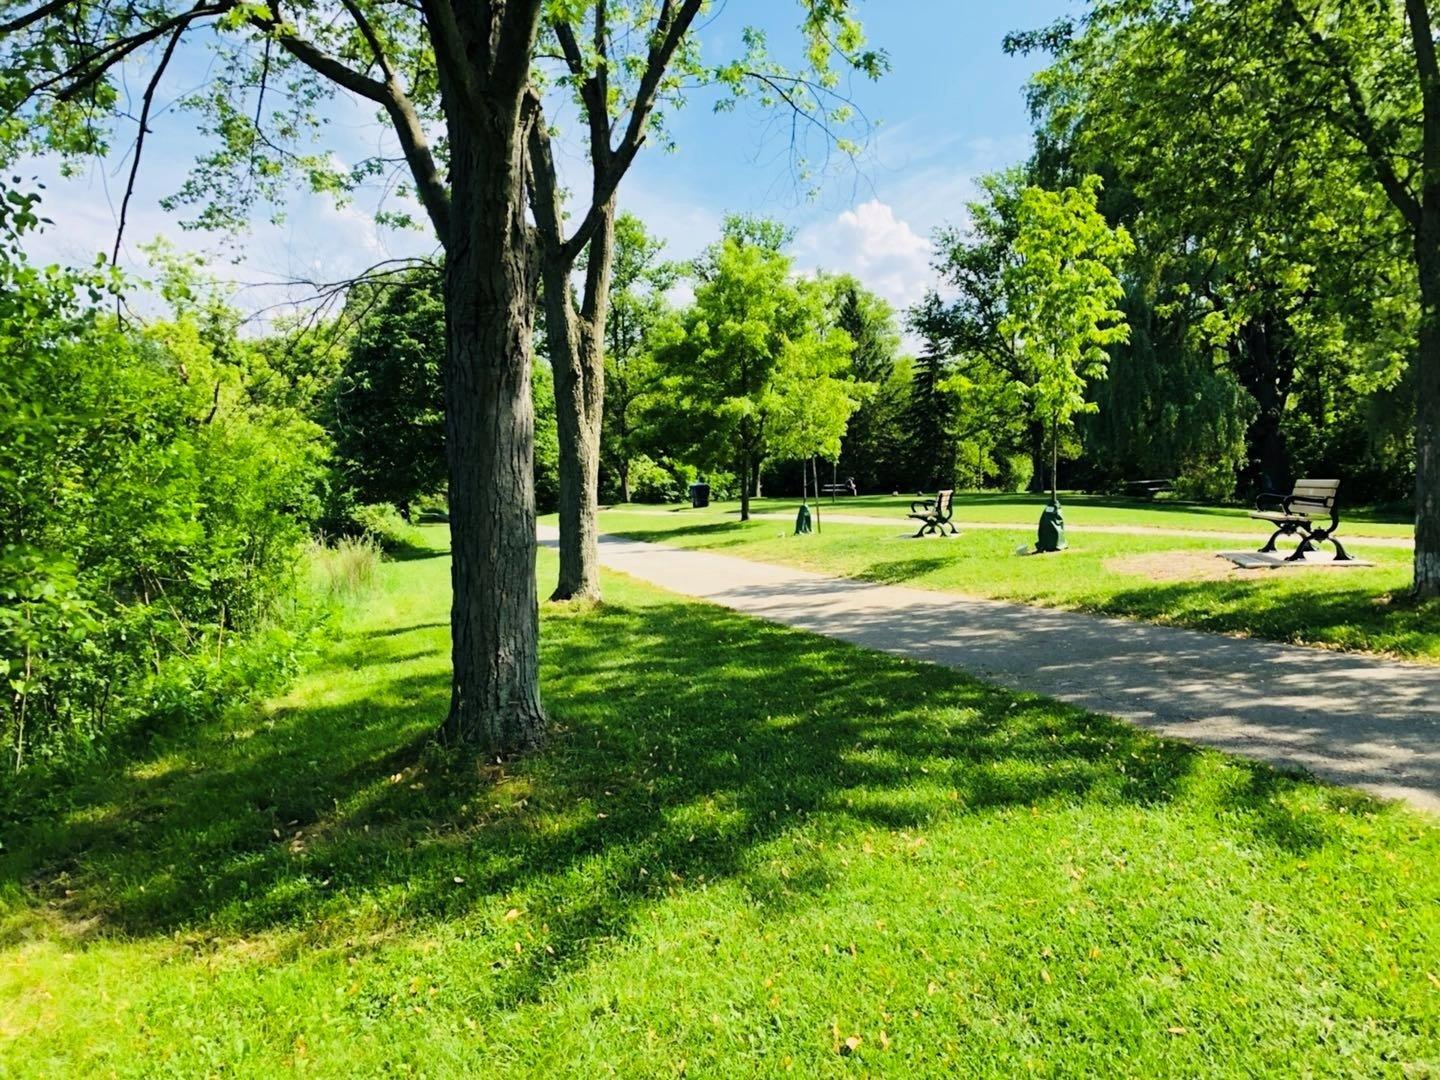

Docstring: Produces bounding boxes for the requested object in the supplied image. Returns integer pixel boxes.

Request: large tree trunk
[1415,240,1440,598]
[543,201,614,603]
[1233,312,1295,495]
[438,124,546,752]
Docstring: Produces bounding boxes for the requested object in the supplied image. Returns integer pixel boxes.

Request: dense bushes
[0,193,328,770]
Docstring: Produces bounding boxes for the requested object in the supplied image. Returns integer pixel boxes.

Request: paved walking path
[541,527,1440,812]
[606,508,1417,548]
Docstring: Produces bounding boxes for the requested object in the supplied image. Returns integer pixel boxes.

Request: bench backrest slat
[1289,478,1339,512]
[936,489,954,516]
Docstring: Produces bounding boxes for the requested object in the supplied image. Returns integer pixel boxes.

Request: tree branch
[559,0,704,264]
[1405,0,1440,209]
[340,0,396,82]
[38,2,234,105]
[419,0,483,116]
[0,0,74,37]
[1282,0,1422,229]
[256,2,452,245]
[491,0,545,97]
[113,22,185,269]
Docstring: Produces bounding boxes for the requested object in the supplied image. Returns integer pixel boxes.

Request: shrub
[993,453,1034,493]
[348,503,427,553]
[0,190,329,769]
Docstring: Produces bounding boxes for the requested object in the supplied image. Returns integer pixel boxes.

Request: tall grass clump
[307,534,383,602]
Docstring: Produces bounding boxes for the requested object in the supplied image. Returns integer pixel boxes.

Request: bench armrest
[1255,491,1291,513]
[910,498,934,514]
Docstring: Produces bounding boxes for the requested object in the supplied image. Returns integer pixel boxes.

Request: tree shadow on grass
[854,555,960,585]
[1096,577,1440,658]
[0,577,1377,1008]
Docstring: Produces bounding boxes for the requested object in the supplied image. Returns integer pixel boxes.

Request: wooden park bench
[1250,478,1352,562]
[908,489,959,538]
[1123,478,1174,499]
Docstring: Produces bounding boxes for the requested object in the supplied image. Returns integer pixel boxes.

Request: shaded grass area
[597,511,1440,661]
[1,528,1437,1076]
[632,492,1417,537]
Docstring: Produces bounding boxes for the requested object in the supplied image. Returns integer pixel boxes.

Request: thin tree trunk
[438,126,546,752]
[1415,242,1440,597]
[546,298,604,601]
[1051,412,1060,504]
[542,198,614,602]
[812,456,821,533]
[739,450,752,521]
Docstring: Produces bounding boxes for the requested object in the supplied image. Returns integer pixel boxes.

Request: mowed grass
[594,504,1440,661]
[1,526,1437,1076]
[653,492,1417,537]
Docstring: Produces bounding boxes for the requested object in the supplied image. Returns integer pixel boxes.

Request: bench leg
[1259,526,1287,554]
[1284,528,1318,562]
[1327,534,1353,562]
[947,521,959,535]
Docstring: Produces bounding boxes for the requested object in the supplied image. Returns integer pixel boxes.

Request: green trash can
[1036,501,1067,552]
[794,503,813,534]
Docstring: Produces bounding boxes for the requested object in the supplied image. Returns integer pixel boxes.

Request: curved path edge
[540,526,1440,813]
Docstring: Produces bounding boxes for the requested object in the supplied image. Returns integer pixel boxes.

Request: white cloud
[794,199,933,314]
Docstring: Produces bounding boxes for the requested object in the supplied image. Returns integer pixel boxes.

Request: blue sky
[20,0,1075,330]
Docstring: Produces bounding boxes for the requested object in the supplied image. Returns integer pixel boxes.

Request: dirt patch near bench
[1105,551,1240,583]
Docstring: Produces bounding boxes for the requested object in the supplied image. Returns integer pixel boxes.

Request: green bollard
[1036,500,1067,552]
[794,503,813,535]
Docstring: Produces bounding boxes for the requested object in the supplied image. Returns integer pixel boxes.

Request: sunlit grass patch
[0,528,1435,1076]
[596,507,1440,660]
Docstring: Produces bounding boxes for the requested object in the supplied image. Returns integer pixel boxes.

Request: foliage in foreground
[0,193,329,770]
[0,538,1435,1076]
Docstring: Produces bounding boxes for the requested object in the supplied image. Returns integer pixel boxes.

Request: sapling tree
[767,298,861,505]
[999,176,1133,503]
[599,213,674,504]
[0,0,883,751]
[653,220,839,521]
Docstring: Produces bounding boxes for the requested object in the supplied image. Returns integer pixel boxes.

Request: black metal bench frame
[1251,479,1352,562]
[908,489,958,538]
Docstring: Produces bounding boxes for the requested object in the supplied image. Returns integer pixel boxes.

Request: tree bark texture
[438,115,546,752]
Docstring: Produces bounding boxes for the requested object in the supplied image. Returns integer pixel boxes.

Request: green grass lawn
[2,527,1438,1076]
[638,491,1417,538]
[592,504,1440,661]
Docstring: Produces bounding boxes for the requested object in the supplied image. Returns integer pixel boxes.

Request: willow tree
[0,0,882,751]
